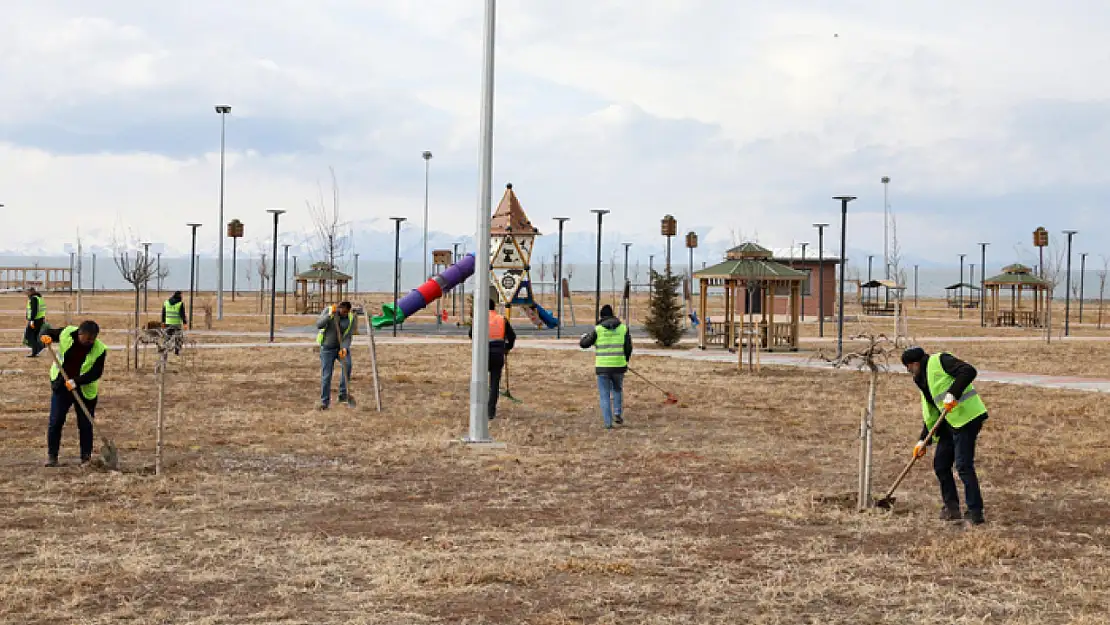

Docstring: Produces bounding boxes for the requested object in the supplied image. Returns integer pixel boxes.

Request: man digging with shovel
[41,321,108,468]
[901,347,989,525]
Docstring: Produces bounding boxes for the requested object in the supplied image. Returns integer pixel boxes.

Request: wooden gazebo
[294,262,352,314]
[945,283,981,309]
[860,279,905,316]
[983,263,1049,327]
[694,243,806,352]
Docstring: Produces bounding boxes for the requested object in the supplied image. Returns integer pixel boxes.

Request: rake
[628,367,679,405]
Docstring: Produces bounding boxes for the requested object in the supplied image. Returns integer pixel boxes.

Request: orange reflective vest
[488,311,506,341]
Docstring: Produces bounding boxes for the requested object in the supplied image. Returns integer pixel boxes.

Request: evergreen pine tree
[644,270,685,346]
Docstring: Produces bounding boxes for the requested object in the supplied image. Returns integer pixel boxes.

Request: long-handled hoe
[500,353,522,404]
[874,406,951,510]
[42,336,119,470]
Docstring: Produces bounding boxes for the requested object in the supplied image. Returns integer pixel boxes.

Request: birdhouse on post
[662,214,678,274]
[489,183,541,306]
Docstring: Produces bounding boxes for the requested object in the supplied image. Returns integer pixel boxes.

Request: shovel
[334,313,356,408]
[874,406,951,509]
[499,353,522,404]
[628,367,679,405]
[42,336,119,470]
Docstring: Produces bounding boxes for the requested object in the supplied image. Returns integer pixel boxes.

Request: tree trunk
[155,352,167,475]
[858,366,878,510]
[1099,281,1105,330]
[1046,287,1054,344]
[133,288,141,368]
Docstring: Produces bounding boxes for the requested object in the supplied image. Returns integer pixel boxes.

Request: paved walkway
[4,335,1110,394]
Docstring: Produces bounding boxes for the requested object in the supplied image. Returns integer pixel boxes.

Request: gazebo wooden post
[761,280,771,350]
[725,279,735,352]
[790,281,800,350]
[698,278,708,348]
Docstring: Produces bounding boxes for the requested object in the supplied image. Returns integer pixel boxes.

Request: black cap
[901,347,927,366]
[599,304,614,319]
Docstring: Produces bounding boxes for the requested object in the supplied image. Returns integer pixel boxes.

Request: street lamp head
[215,105,231,114]
[832,196,857,202]
[266,208,286,216]
[881,176,890,184]
[622,242,633,248]
[590,209,610,216]
[1063,229,1078,236]
[813,222,829,229]
[187,223,203,229]
[422,151,433,160]
[390,216,407,223]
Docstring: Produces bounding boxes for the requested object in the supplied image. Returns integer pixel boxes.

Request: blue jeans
[934,415,986,513]
[48,389,96,459]
[596,371,624,428]
[320,347,352,405]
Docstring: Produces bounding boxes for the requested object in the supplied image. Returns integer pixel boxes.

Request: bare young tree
[257,252,270,314]
[888,213,904,284]
[1040,245,1067,344]
[114,244,158,369]
[307,167,349,271]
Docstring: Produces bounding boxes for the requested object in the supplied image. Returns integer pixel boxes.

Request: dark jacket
[580,316,633,374]
[468,315,517,358]
[27,294,42,322]
[315,309,357,350]
[44,327,106,392]
[161,294,187,325]
[915,352,982,438]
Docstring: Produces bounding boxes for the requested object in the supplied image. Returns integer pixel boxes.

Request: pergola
[293,263,352,314]
[860,279,905,316]
[983,263,1049,328]
[945,282,981,309]
[0,267,72,291]
[694,243,805,352]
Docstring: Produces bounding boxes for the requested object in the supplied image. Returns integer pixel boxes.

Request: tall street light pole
[1079,252,1088,323]
[1064,230,1078,336]
[881,176,890,279]
[422,151,433,281]
[282,244,291,315]
[813,222,829,337]
[156,252,162,294]
[622,242,632,320]
[215,104,232,320]
[979,242,989,327]
[553,217,570,339]
[832,196,856,359]
[266,209,285,342]
[187,224,202,328]
[390,217,407,338]
[452,242,461,317]
[590,209,610,322]
[867,254,874,283]
[466,0,498,445]
[353,252,360,296]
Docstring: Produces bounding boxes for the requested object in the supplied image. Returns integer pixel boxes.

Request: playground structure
[694,243,805,352]
[293,263,352,314]
[373,253,476,328]
[487,183,558,329]
[0,267,73,292]
[983,263,1050,327]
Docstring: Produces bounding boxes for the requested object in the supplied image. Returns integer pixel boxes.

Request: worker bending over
[41,321,108,467]
[902,347,988,525]
[162,290,188,355]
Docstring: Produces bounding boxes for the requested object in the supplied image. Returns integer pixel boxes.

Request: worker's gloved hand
[942,392,959,412]
[183,323,189,331]
[65,379,76,392]
[41,335,53,346]
[328,305,336,316]
[913,440,927,459]
[28,321,34,329]
[339,348,347,359]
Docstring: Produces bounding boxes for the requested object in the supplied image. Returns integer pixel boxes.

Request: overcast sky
[1,1,1107,269]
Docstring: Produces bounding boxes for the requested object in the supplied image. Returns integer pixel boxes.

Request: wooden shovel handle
[880,407,951,500]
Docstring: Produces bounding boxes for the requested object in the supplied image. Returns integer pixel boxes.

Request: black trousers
[24,321,44,355]
[934,414,987,513]
[488,353,504,419]
[48,389,97,459]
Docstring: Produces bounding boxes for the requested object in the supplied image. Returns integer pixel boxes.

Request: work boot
[80,456,92,467]
[614,415,624,425]
[315,400,329,411]
[343,395,357,408]
[965,510,986,526]
[939,505,962,521]
[44,456,59,468]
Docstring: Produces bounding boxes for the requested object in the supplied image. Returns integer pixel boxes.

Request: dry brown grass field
[2,336,1108,623]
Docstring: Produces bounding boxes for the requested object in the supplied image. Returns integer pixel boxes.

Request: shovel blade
[873,496,896,510]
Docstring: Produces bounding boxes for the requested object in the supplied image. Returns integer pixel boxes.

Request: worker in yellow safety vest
[902,347,989,526]
[162,291,188,355]
[41,321,108,467]
[579,305,633,429]
[315,301,358,409]
[24,287,47,358]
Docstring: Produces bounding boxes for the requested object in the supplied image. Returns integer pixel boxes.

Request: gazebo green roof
[726,242,773,260]
[984,262,1048,286]
[695,259,807,281]
[296,264,352,282]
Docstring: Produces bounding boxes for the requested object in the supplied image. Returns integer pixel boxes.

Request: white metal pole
[467,0,497,444]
